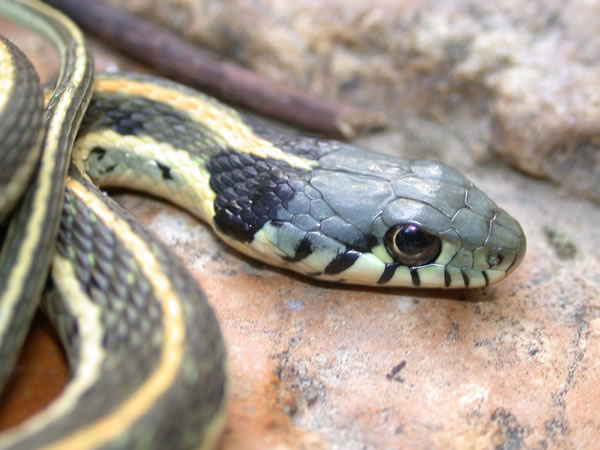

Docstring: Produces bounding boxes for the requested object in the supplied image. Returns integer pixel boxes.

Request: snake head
[370,159,527,288]
[208,140,526,289]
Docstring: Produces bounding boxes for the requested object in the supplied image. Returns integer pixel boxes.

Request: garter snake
[0,0,527,448]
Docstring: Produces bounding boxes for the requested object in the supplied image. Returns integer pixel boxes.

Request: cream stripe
[46,178,185,449]
[72,130,217,223]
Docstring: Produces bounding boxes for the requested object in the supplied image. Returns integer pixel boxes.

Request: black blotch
[206,150,307,242]
[410,268,420,287]
[366,234,379,250]
[90,146,106,160]
[324,249,361,275]
[482,271,489,287]
[461,270,470,287]
[444,268,451,287]
[378,264,397,285]
[293,235,312,262]
[156,161,173,180]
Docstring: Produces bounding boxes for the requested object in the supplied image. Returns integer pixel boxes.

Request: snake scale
[0,0,526,448]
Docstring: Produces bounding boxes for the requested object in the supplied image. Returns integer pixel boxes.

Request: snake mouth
[491,209,527,277]
[505,233,527,276]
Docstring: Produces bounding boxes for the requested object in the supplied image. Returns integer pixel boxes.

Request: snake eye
[384,224,441,266]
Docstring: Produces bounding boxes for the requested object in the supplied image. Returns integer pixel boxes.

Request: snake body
[0,0,93,389]
[0,1,526,448]
[0,34,44,218]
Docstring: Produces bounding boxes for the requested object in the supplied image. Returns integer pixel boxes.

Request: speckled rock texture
[1,3,599,450]
[107,0,600,203]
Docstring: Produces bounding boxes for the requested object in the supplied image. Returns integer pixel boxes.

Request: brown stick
[45,0,386,139]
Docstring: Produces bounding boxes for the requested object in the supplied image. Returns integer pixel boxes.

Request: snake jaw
[439,207,526,287]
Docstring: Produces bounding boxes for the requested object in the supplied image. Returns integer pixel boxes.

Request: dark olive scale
[238,114,333,161]
[274,136,333,161]
[51,179,165,438]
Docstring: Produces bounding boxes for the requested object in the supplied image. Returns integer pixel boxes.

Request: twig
[45,0,387,139]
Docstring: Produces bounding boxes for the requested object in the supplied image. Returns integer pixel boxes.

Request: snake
[0,0,527,448]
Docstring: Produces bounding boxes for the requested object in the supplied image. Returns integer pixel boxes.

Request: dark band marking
[324,249,361,275]
[81,91,223,158]
[444,268,451,287]
[461,270,470,287]
[482,271,489,287]
[292,235,312,262]
[155,161,173,180]
[410,268,420,287]
[208,150,308,242]
[366,234,379,250]
[378,264,397,285]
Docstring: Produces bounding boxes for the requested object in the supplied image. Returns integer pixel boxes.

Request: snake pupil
[385,223,441,266]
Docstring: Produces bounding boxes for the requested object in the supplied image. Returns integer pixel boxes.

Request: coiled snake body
[0,1,526,448]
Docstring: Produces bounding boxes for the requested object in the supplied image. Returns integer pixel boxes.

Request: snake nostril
[486,250,503,268]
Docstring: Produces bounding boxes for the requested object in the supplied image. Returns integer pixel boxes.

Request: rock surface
[108,0,600,202]
[1,4,600,450]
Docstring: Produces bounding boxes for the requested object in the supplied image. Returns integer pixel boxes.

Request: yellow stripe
[0,39,14,113]
[46,177,186,449]
[0,255,104,447]
[94,78,316,171]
